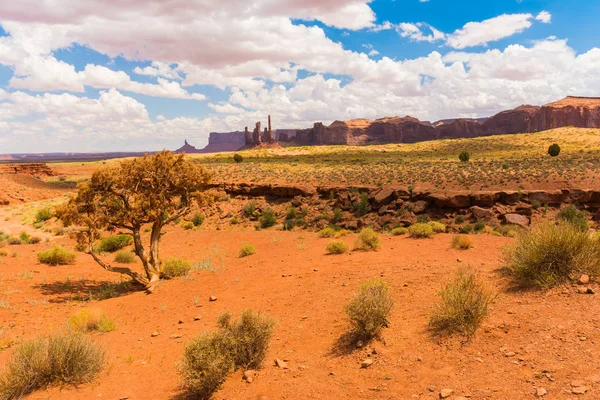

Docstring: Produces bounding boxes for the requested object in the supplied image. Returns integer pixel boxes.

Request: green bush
[352,192,370,216]
[98,234,132,253]
[458,151,471,162]
[429,268,494,336]
[161,258,192,279]
[557,205,588,231]
[503,222,600,288]
[548,143,561,157]
[326,241,348,254]
[35,208,53,223]
[243,201,257,217]
[218,310,276,369]
[332,208,343,223]
[114,250,135,264]
[0,332,105,399]
[259,208,277,228]
[239,244,256,258]
[179,331,235,400]
[7,237,21,245]
[181,221,194,230]
[428,221,446,233]
[233,153,243,163]
[191,213,205,227]
[345,279,394,342]
[391,227,408,236]
[37,248,76,266]
[318,227,337,238]
[354,228,380,251]
[408,223,434,238]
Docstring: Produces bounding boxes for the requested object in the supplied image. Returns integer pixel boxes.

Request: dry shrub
[97,234,132,253]
[345,279,394,342]
[391,227,408,236]
[408,223,434,238]
[68,308,116,333]
[318,227,337,238]
[239,244,256,258]
[114,250,135,264]
[354,228,380,251]
[503,222,600,288]
[160,258,192,279]
[428,221,446,233]
[218,310,276,370]
[326,241,348,254]
[179,310,275,399]
[429,268,494,336]
[451,235,473,250]
[179,331,235,400]
[37,247,76,266]
[0,332,105,399]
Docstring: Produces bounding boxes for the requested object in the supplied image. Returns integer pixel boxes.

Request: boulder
[371,187,396,206]
[503,213,529,227]
[271,185,316,198]
[429,193,471,208]
[527,190,568,205]
[470,206,493,220]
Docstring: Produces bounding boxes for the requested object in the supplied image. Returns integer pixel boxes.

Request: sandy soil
[0,222,598,399]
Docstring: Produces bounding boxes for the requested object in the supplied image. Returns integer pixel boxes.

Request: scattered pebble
[361,359,373,368]
[275,359,288,369]
[536,387,547,397]
[439,388,453,398]
[578,274,590,285]
[209,295,217,302]
[151,331,159,337]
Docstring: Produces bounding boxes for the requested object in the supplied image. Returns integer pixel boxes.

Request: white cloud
[446,13,534,49]
[535,11,552,24]
[396,22,446,43]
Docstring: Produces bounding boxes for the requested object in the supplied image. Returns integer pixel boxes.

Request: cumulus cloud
[396,23,446,43]
[446,13,535,49]
[535,11,552,24]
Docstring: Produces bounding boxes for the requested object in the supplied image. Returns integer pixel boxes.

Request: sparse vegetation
[239,244,256,258]
[428,221,446,233]
[345,279,394,342]
[408,223,434,238]
[548,143,561,157]
[161,258,192,279]
[97,234,132,253]
[68,308,116,333]
[353,228,380,251]
[37,247,76,266]
[35,207,53,223]
[0,332,105,399]
[326,241,348,254]
[391,227,408,236]
[233,153,243,163]
[458,151,471,162]
[504,222,600,288]
[191,213,205,227]
[259,208,277,228]
[451,235,473,250]
[114,250,136,264]
[429,268,494,336]
[557,204,589,231]
[318,227,336,238]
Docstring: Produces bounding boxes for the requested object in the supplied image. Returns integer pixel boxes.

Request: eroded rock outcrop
[531,96,600,131]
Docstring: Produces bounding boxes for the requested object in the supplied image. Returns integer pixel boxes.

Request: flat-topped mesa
[531,96,600,130]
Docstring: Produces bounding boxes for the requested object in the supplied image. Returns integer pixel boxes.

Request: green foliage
[191,213,205,227]
[114,250,135,264]
[37,247,76,266]
[0,332,105,399]
[98,234,132,253]
[548,143,561,157]
[352,192,370,216]
[233,153,243,163]
[35,208,54,223]
[259,208,277,228]
[239,244,256,258]
[458,151,471,162]
[318,227,337,238]
[286,206,298,220]
[326,241,348,254]
[160,258,192,279]
[243,201,257,217]
[451,235,472,250]
[332,207,343,223]
[345,279,394,342]
[429,268,494,336]
[428,221,446,233]
[408,223,434,238]
[557,204,589,231]
[391,227,408,236]
[504,222,600,288]
[353,228,380,251]
[531,199,542,209]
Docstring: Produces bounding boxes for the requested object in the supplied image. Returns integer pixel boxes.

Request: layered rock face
[286,97,600,146]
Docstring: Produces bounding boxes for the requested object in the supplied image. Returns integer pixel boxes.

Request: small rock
[505,351,516,357]
[194,316,201,321]
[536,387,547,397]
[577,286,589,294]
[209,296,217,302]
[178,319,184,324]
[355,340,364,348]
[151,331,160,337]
[439,389,453,398]
[578,274,590,285]
[361,359,374,368]
[275,359,288,369]
[427,385,435,392]
[571,386,588,395]
[169,334,182,339]
[329,371,335,376]
[571,380,585,387]
[243,370,256,383]
[313,268,319,272]
[456,259,463,263]
[587,287,595,294]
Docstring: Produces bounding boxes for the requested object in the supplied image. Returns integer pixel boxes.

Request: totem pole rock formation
[252,121,262,144]
[244,126,252,146]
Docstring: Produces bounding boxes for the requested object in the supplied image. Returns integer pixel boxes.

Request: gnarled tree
[58,151,213,293]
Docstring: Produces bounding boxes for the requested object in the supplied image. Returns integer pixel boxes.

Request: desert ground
[0,128,599,399]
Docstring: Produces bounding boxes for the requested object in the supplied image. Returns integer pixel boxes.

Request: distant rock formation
[287,97,600,146]
[242,115,280,149]
[175,139,201,153]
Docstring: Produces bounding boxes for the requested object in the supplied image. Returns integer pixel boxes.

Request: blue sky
[0,0,599,153]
